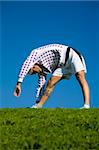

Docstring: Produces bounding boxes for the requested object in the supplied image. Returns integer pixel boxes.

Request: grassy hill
[0,108,99,150]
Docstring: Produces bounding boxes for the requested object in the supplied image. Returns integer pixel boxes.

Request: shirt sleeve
[18,50,38,82]
[36,74,47,102]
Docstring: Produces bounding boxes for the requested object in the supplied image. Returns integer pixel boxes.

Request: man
[14,44,90,109]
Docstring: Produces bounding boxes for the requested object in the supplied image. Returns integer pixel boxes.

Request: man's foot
[80,104,90,109]
[31,103,43,109]
[31,104,38,108]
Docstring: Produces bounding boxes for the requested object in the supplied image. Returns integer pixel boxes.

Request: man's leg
[75,70,90,108]
[36,76,62,108]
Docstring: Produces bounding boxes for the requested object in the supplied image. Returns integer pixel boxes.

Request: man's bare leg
[37,76,62,107]
[75,70,90,108]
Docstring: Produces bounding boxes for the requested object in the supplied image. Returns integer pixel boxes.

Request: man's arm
[18,50,38,83]
[37,76,62,107]
[14,50,39,97]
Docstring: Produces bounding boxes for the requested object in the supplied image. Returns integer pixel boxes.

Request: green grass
[0,108,99,150]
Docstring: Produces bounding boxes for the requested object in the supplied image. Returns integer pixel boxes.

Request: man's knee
[48,79,56,88]
[48,76,61,88]
[48,79,53,88]
[75,70,85,82]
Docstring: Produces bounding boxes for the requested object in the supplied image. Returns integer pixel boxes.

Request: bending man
[14,44,90,109]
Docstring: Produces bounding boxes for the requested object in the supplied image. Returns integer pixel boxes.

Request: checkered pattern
[18,44,68,82]
[18,44,68,101]
[36,74,47,102]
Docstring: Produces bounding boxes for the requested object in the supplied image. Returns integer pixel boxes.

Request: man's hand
[14,83,21,97]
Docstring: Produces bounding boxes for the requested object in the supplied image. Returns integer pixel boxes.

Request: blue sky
[0,1,99,108]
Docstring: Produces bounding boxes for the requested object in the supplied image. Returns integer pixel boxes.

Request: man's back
[18,44,69,82]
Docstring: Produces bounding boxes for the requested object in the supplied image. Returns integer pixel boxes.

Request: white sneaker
[31,104,38,108]
[31,103,42,109]
[80,104,90,109]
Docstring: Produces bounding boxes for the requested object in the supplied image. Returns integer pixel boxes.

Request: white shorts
[52,50,87,79]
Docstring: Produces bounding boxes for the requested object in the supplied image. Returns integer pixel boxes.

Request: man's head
[28,64,42,75]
